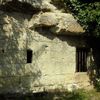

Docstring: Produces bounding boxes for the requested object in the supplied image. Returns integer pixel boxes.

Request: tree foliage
[63,0,100,37]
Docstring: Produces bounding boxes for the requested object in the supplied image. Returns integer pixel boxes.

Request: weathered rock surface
[38,12,85,35]
[0,0,85,35]
[50,13,85,35]
[0,0,42,8]
[39,12,58,27]
[0,0,89,93]
[0,11,31,47]
[41,1,57,12]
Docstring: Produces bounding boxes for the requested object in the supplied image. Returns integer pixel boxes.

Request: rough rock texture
[39,13,85,35]
[0,0,42,8]
[0,0,90,93]
[0,0,54,10]
[50,13,85,35]
[0,0,85,35]
[41,1,57,12]
[39,12,58,26]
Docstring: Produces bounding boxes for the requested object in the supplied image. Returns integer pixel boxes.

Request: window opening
[0,48,5,53]
[76,48,89,72]
[27,49,32,63]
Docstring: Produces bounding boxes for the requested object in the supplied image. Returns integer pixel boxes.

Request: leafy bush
[63,0,100,37]
[94,78,100,91]
[61,89,88,100]
[88,58,100,91]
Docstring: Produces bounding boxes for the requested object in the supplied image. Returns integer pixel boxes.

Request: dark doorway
[76,47,90,72]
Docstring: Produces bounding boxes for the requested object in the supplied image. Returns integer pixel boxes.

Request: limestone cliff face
[0,0,89,93]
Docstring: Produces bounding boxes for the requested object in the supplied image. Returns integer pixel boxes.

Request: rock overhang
[0,0,85,36]
[39,12,85,36]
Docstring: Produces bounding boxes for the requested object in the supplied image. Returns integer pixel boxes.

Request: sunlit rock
[39,12,58,27]
[50,13,85,35]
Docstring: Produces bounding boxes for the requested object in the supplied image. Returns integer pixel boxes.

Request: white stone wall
[27,32,76,90]
[0,29,76,93]
[0,0,91,93]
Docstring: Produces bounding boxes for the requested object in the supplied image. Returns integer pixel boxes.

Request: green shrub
[63,0,100,37]
[61,89,88,100]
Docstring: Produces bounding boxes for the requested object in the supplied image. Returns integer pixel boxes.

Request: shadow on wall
[0,0,41,15]
[0,0,90,93]
[35,26,87,48]
[0,12,42,93]
[35,26,100,90]
[86,37,100,91]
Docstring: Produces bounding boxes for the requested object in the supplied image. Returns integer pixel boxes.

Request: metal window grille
[76,48,89,72]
